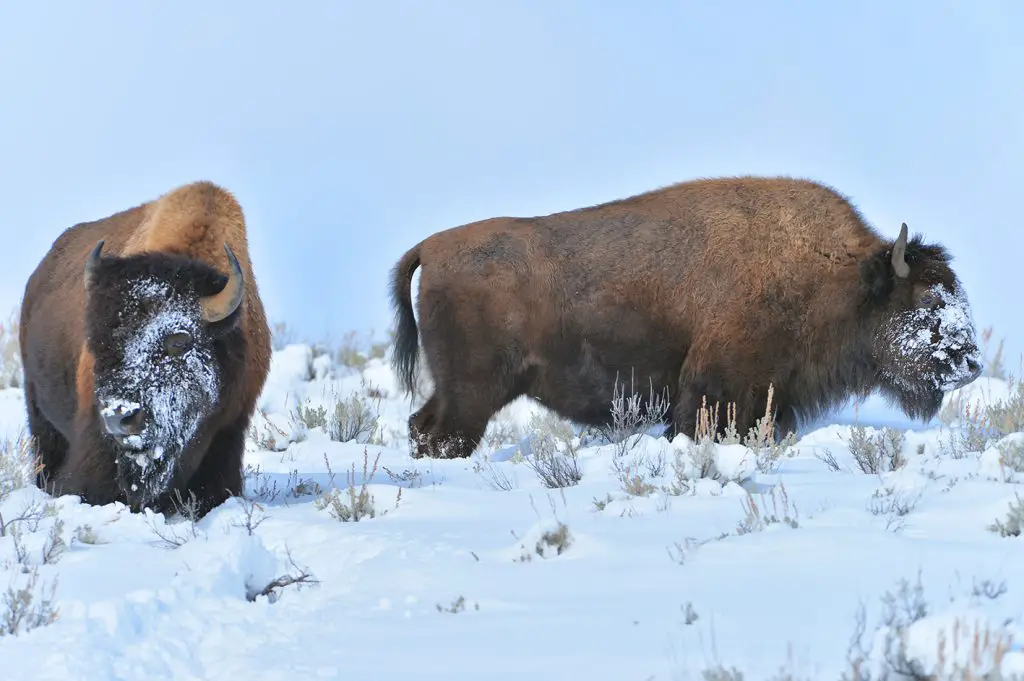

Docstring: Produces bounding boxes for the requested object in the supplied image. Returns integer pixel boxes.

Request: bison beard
[388,176,984,460]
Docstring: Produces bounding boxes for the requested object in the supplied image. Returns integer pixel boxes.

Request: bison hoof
[408,432,431,459]
[407,432,472,459]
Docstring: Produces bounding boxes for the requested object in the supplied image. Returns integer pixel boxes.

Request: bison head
[82,240,244,508]
[862,223,983,421]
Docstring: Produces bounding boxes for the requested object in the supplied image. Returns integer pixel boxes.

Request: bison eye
[919,290,939,308]
[163,332,194,356]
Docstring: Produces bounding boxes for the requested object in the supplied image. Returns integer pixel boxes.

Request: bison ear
[859,249,896,300]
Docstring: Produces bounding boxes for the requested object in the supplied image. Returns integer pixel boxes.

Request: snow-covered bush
[845,425,908,474]
[0,310,22,390]
[522,412,582,489]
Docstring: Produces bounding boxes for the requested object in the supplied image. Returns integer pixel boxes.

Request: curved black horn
[84,240,105,290]
[891,222,910,279]
[199,243,245,324]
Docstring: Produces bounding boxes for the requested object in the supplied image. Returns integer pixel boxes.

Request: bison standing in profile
[20,180,272,516]
[389,175,983,459]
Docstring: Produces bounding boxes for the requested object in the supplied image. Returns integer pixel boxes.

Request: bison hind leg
[407,391,492,460]
[410,366,536,460]
[408,394,439,459]
[432,401,492,459]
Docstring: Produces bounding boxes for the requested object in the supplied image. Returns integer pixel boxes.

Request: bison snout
[948,356,983,391]
[101,404,146,438]
[966,357,983,382]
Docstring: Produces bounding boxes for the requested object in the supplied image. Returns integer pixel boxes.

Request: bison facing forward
[20,181,271,516]
[389,176,983,459]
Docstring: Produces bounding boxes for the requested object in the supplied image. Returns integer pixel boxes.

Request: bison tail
[389,243,422,396]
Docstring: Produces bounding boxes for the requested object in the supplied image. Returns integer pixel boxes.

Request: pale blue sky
[1,1,1021,363]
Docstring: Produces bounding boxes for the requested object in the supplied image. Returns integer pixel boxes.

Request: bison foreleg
[53,419,120,507]
[24,384,70,493]
[181,418,248,516]
[671,367,733,443]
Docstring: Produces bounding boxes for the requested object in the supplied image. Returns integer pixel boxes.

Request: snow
[3,348,1024,680]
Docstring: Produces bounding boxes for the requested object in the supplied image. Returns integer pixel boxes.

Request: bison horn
[84,240,105,290]
[891,222,910,279]
[200,243,245,324]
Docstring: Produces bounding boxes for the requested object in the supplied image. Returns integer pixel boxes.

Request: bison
[389,175,983,459]
[19,180,272,517]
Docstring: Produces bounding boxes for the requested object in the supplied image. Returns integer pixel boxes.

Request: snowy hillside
[2,338,1024,680]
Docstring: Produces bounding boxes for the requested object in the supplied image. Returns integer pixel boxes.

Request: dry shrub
[0,569,58,637]
[0,431,62,638]
[243,464,322,503]
[603,372,670,453]
[988,492,1024,537]
[289,386,384,446]
[940,356,1024,457]
[329,389,384,445]
[665,386,795,496]
[846,426,908,474]
[332,329,390,370]
[867,484,924,533]
[842,572,1012,681]
[0,309,22,390]
[740,385,799,474]
[482,416,525,450]
[686,571,1014,681]
[248,409,292,451]
[524,412,582,489]
[982,372,1024,438]
[995,438,1024,479]
[735,482,799,534]
[978,325,1006,381]
[0,431,40,503]
[513,521,574,562]
[314,448,400,522]
[247,547,319,604]
[269,320,298,351]
[472,455,520,492]
[602,375,672,495]
[690,386,796,472]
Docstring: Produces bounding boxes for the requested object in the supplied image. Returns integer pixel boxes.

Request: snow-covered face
[875,279,983,414]
[83,244,245,509]
[93,276,221,504]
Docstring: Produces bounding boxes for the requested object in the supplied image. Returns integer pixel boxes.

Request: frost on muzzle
[886,224,983,392]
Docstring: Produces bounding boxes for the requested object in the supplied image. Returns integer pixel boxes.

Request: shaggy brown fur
[20,180,271,516]
[390,175,982,459]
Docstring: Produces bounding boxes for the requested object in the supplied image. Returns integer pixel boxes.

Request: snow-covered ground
[2,343,1024,680]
